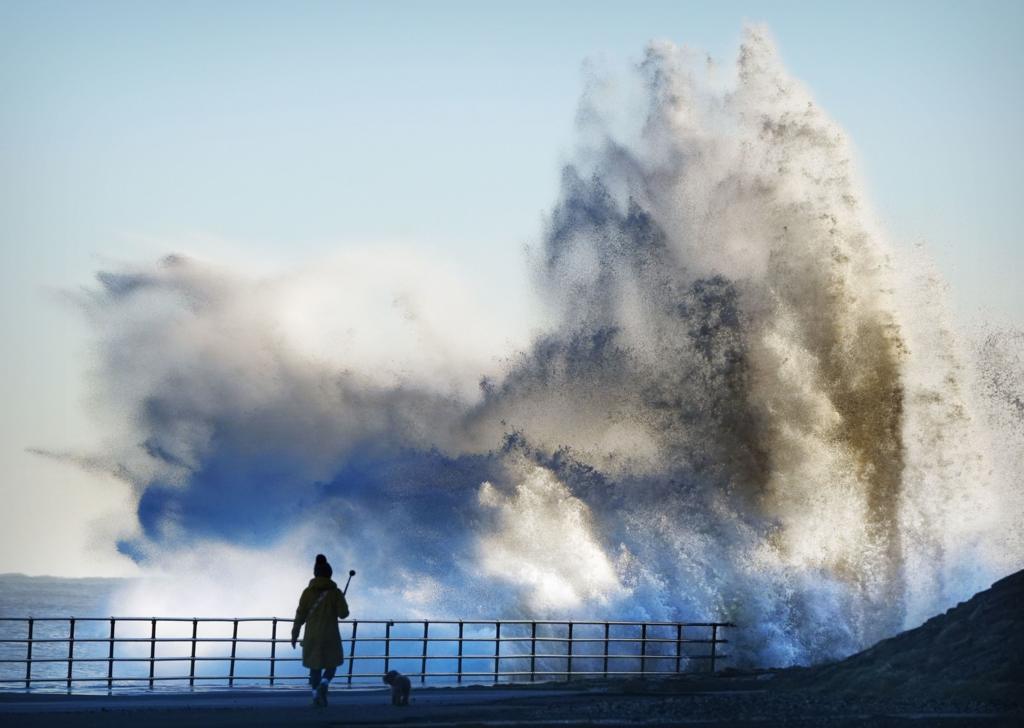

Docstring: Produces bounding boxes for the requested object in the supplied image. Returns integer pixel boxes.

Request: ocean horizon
[0,574,318,693]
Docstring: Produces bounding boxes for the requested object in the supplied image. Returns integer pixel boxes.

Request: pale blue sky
[1,0,1022,575]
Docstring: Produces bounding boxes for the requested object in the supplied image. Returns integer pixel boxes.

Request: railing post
[25,618,33,690]
[710,624,718,674]
[493,622,500,684]
[566,622,573,681]
[640,623,647,676]
[66,617,76,690]
[107,618,116,690]
[269,618,278,685]
[189,619,197,687]
[347,621,358,686]
[229,619,239,687]
[420,621,429,685]
[675,624,683,674]
[383,621,393,678]
[530,621,536,683]
[149,618,157,689]
[603,622,610,678]
[456,620,464,684]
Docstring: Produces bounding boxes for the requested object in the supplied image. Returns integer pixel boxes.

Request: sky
[1,0,1022,577]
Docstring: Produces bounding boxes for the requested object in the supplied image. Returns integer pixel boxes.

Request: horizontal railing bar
[328,637,729,645]
[0,618,735,628]
[0,637,731,646]
[305,654,715,662]
[0,637,727,649]
[0,618,305,623]
[0,666,727,685]
[0,676,314,683]
[0,638,306,644]
[341,656,714,662]
[378,653,715,662]
[0,652,723,665]
[290,636,719,644]
[486,654,718,661]
[320,636,721,644]
[0,618,292,623]
[500,654,723,660]
[1,657,300,664]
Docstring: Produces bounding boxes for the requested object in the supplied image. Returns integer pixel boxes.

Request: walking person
[291,554,350,707]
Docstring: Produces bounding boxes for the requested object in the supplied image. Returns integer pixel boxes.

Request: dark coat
[291,577,350,669]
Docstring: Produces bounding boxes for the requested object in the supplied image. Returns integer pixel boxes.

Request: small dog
[383,669,411,706]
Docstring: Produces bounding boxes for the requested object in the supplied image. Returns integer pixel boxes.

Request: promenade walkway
[2,684,599,727]
[2,677,1016,727]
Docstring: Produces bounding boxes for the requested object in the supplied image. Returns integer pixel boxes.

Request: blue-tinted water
[0,574,315,693]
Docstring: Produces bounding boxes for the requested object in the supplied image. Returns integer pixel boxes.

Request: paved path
[1,682,1017,727]
[0,686,600,726]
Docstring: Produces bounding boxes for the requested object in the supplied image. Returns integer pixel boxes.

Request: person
[291,553,350,707]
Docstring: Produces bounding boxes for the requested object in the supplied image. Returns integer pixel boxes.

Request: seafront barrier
[0,617,733,691]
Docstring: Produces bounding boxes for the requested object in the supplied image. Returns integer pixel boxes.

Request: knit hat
[314,553,333,578]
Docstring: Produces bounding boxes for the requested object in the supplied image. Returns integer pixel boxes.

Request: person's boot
[317,680,329,707]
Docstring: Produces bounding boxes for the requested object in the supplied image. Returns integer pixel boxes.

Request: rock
[777,568,1024,708]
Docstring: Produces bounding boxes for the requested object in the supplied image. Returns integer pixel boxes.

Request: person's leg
[310,667,323,704]
[317,665,336,706]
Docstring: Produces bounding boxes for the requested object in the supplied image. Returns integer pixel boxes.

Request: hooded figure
[291,554,350,706]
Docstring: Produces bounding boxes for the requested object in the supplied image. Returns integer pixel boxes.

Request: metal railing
[0,617,734,691]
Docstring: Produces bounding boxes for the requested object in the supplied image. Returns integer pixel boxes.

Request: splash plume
[56,27,1023,667]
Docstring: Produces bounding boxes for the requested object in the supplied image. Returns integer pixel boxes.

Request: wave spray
[64,27,1023,667]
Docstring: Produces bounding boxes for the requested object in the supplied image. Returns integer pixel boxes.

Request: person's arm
[291,590,310,648]
[337,590,350,621]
